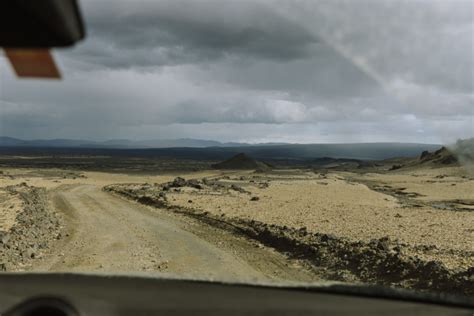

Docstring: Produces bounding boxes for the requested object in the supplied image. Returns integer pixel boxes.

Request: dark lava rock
[231,184,247,193]
[187,179,203,189]
[25,248,36,259]
[170,177,187,187]
[419,146,458,165]
[389,164,403,171]
[440,155,457,165]
[258,182,270,189]
[420,150,431,160]
[377,237,391,252]
[165,177,202,190]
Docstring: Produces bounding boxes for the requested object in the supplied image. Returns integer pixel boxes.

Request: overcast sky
[0,0,472,143]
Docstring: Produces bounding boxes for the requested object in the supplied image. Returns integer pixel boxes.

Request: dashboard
[0,273,472,316]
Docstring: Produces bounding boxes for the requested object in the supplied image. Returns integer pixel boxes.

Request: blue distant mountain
[0,136,236,148]
[0,136,290,149]
[0,136,442,160]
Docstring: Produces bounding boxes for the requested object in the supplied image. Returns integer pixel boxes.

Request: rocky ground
[0,168,319,283]
[105,168,474,296]
[0,157,472,296]
[0,183,63,271]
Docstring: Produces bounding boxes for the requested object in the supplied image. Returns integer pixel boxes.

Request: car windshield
[0,0,472,298]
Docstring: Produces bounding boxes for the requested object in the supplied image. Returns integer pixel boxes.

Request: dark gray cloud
[72,0,319,68]
[0,0,472,143]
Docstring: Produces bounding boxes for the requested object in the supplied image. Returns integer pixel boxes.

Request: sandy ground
[165,169,474,269]
[0,168,315,283]
[350,166,474,202]
[0,167,218,235]
[0,165,472,276]
[0,168,200,189]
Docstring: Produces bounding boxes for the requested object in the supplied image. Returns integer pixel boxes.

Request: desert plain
[0,146,472,296]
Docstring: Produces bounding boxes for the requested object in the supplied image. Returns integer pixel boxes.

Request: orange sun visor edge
[4,48,61,79]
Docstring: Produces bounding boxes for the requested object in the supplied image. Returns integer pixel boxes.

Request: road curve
[32,184,269,282]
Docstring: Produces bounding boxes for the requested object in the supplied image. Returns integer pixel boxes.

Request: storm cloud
[70,0,320,67]
[0,0,472,143]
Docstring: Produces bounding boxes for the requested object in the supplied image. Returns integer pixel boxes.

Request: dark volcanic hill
[212,153,272,170]
[419,147,458,165]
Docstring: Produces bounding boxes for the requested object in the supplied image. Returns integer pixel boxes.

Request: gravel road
[30,184,313,283]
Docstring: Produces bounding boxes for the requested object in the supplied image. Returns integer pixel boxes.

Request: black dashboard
[0,273,472,315]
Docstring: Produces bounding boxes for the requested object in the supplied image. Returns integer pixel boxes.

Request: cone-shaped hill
[419,146,458,165]
[212,153,272,170]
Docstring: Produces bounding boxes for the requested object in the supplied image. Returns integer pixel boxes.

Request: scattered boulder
[24,248,36,259]
[259,183,269,189]
[163,177,203,190]
[187,179,202,189]
[170,177,186,188]
[389,164,403,171]
[230,184,248,194]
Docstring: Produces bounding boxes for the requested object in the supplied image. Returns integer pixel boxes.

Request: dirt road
[31,184,313,283]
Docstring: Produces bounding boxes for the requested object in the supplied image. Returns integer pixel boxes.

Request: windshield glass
[0,0,472,298]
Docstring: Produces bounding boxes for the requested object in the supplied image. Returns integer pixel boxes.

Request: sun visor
[0,0,85,47]
[4,49,61,79]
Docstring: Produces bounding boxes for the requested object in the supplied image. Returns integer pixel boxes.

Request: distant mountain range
[0,136,442,161]
[0,136,264,149]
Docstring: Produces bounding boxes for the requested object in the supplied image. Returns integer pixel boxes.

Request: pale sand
[0,167,472,269]
[0,168,217,189]
[167,170,473,269]
[0,168,215,233]
[351,167,474,202]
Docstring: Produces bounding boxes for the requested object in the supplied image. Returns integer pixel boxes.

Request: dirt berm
[0,184,63,271]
